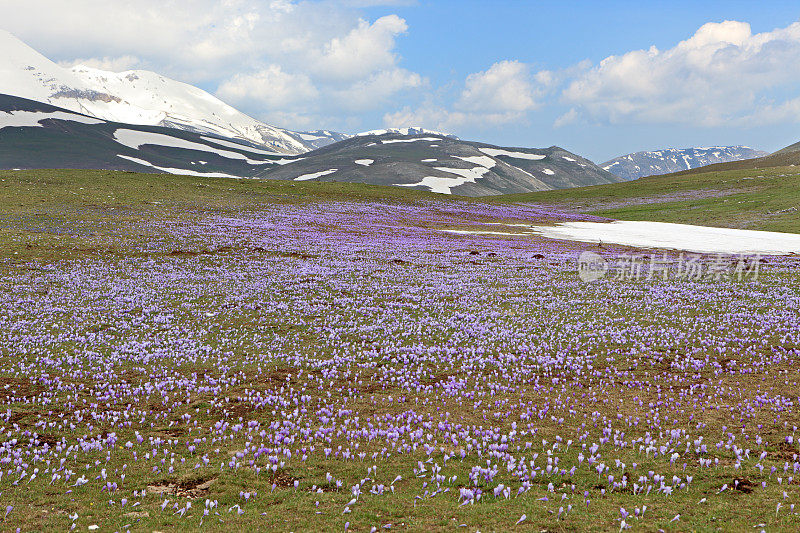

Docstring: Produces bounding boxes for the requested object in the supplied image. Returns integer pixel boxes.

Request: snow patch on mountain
[400,161,495,194]
[478,147,547,160]
[294,169,338,181]
[0,109,104,128]
[356,127,455,138]
[601,146,768,179]
[381,137,444,144]
[116,155,243,178]
[113,130,274,165]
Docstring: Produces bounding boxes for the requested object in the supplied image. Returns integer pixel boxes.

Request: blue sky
[4,0,800,161]
[357,0,800,160]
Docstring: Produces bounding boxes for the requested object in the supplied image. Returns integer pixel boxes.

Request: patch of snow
[199,136,280,155]
[0,109,105,128]
[395,177,462,195]
[294,169,337,181]
[116,155,243,178]
[356,127,453,138]
[354,159,374,166]
[398,162,493,194]
[454,155,496,168]
[542,168,555,175]
[113,129,274,165]
[527,221,800,255]
[478,147,546,160]
[562,156,577,162]
[421,159,437,162]
[382,137,442,144]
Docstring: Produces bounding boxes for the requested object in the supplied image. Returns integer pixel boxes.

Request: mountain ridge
[258,130,626,196]
[601,146,767,180]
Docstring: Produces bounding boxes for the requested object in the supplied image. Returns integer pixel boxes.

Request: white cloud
[383,105,456,131]
[217,65,318,110]
[561,20,800,127]
[59,55,141,72]
[553,108,579,129]
[313,15,409,81]
[334,68,424,111]
[384,60,542,132]
[457,60,538,114]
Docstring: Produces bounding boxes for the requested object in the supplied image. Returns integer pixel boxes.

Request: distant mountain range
[0,94,626,195]
[0,30,347,154]
[601,146,767,180]
[12,30,751,196]
[665,141,800,175]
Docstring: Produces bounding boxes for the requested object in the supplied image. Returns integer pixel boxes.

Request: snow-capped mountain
[1,95,624,196]
[0,94,291,176]
[0,30,346,154]
[355,127,457,139]
[601,146,767,180]
[259,130,626,196]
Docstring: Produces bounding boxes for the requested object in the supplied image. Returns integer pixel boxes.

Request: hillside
[260,132,626,196]
[0,94,289,176]
[490,164,800,233]
[601,146,766,179]
[0,30,346,154]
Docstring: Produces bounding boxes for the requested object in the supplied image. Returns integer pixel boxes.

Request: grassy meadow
[0,168,799,532]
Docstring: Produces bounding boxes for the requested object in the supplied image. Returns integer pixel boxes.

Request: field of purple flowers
[2,170,800,531]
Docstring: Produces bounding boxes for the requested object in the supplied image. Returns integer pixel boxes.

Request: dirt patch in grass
[147,475,217,498]
[268,470,300,488]
[0,377,46,400]
[278,251,318,260]
[168,246,234,257]
[153,426,186,439]
[768,441,799,461]
[732,478,756,494]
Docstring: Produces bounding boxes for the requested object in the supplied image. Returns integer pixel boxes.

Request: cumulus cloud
[217,66,318,110]
[59,55,141,72]
[313,15,409,81]
[334,68,424,111]
[561,20,800,126]
[457,60,538,114]
[384,60,542,131]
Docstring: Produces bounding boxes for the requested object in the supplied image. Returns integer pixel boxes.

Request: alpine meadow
[3,2,800,532]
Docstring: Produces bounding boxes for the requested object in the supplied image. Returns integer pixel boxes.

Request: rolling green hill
[490,165,800,233]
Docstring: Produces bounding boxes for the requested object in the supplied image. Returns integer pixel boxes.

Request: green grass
[491,165,800,233]
[2,169,800,532]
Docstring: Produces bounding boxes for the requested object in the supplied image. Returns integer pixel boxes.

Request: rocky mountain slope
[0,94,288,176]
[665,140,800,175]
[259,131,626,196]
[601,146,767,179]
